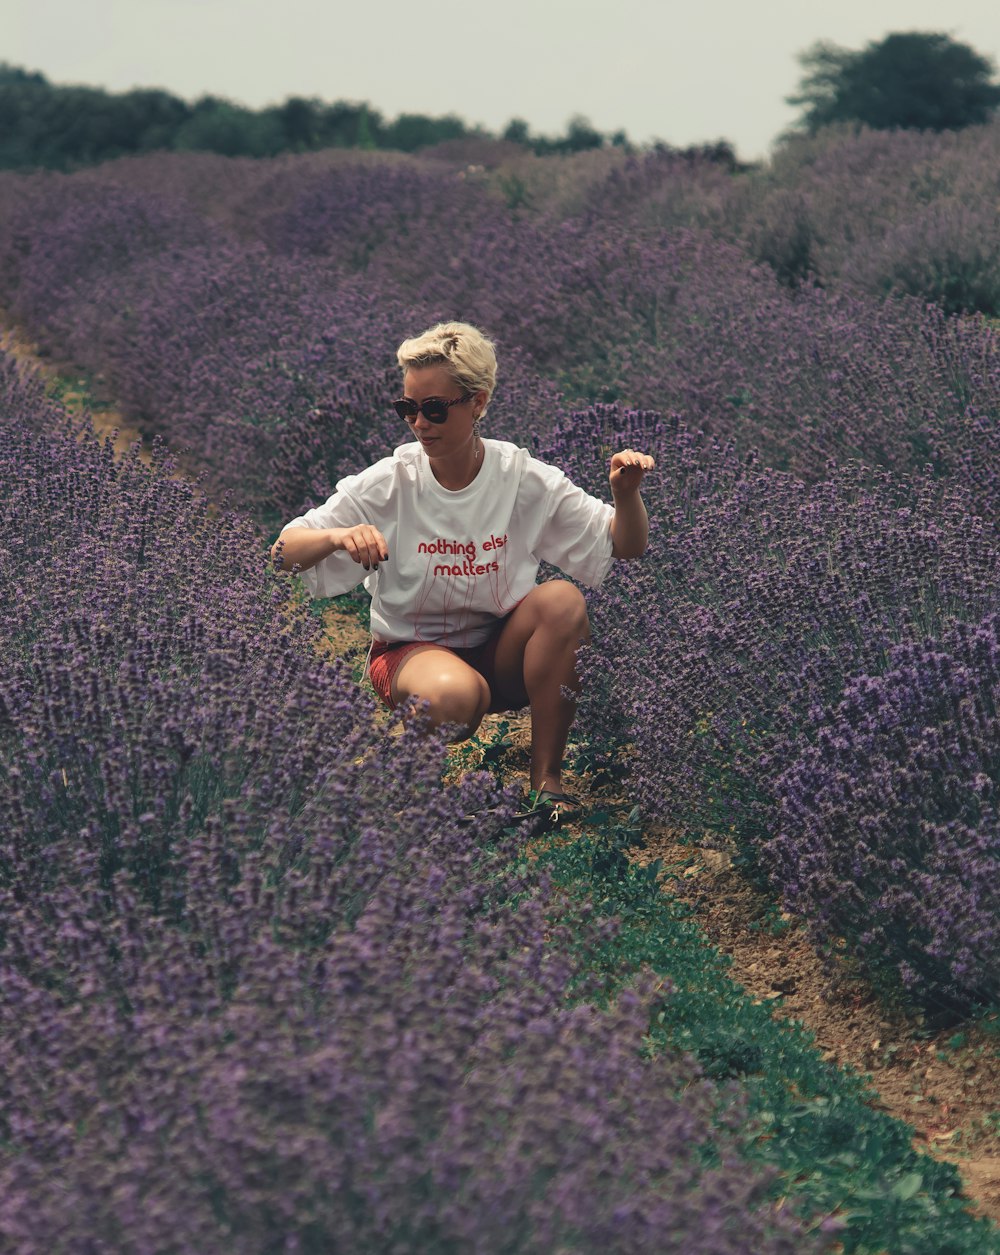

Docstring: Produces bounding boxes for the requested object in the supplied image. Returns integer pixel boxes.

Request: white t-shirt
[281,438,615,646]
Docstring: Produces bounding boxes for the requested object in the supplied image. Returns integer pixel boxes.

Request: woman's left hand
[609,449,656,494]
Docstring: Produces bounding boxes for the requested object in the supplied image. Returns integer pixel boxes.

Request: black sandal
[512,789,582,828]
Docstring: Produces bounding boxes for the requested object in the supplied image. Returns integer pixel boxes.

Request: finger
[614,451,655,472]
[361,528,382,568]
[371,528,391,566]
[348,527,372,569]
[343,535,365,566]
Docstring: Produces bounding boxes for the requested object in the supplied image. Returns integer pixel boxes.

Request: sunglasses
[392,393,473,424]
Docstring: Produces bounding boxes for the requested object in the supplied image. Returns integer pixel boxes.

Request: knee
[419,672,491,738]
[535,580,590,639]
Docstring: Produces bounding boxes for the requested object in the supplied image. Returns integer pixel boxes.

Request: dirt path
[632,831,1000,1225]
[4,312,998,1226]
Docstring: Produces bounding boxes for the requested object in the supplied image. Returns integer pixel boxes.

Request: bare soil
[5,313,999,1227]
[631,832,1000,1225]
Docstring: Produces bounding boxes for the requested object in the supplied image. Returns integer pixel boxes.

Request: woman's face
[401,364,483,463]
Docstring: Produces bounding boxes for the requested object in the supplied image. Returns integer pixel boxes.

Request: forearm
[271,523,389,574]
[610,490,649,560]
[270,527,338,573]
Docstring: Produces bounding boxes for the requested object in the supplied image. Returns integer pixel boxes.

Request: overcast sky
[6,0,1000,160]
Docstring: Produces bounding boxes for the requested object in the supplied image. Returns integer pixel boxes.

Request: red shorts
[367,619,511,713]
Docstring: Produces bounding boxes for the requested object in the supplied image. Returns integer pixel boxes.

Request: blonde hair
[396,321,497,414]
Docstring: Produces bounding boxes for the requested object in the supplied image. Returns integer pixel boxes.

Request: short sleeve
[279,482,372,599]
[532,469,615,588]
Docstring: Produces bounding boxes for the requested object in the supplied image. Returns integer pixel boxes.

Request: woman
[272,321,654,822]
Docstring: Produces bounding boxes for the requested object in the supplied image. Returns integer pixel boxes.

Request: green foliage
[175,97,284,158]
[0,64,643,171]
[355,104,376,151]
[502,112,615,156]
[445,719,516,786]
[0,66,194,168]
[789,32,1000,134]
[0,63,752,173]
[502,117,532,145]
[0,62,47,86]
[381,111,470,152]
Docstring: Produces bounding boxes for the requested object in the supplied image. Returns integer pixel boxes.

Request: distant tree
[380,112,470,152]
[302,100,381,149]
[0,61,48,86]
[33,86,124,166]
[0,69,48,166]
[525,115,606,156]
[175,97,283,158]
[271,96,320,150]
[120,89,192,152]
[683,140,742,170]
[355,104,378,150]
[0,72,191,168]
[560,114,604,152]
[789,32,1000,133]
[501,117,532,145]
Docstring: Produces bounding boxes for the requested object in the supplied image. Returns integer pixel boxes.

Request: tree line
[0,63,648,171]
[2,32,998,173]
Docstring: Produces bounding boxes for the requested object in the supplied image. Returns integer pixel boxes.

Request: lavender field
[2,125,1000,1250]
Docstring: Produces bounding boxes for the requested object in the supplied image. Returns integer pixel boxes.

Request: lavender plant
[767,618,1000,1008]
[0,358,821,1252]
[730,120,1000,314]
[554,405,1000,1008]
[5,153,1000,524]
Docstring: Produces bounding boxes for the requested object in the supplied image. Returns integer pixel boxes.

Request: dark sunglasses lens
[422,400,450,423]
[393,399,418,421]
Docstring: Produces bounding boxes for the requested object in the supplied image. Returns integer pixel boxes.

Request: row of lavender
[3,146,1000,518]
[7,116,1000,314]
[546,407,1000,1012]
[598,121,1000,316]
[0,354,822,1251]
[1,146,999,1011]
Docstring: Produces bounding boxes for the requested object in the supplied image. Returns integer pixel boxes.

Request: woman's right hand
[329,525,389,571]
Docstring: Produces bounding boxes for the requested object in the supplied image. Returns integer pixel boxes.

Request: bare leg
[391,645,491,740]
[491,581,590,794]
